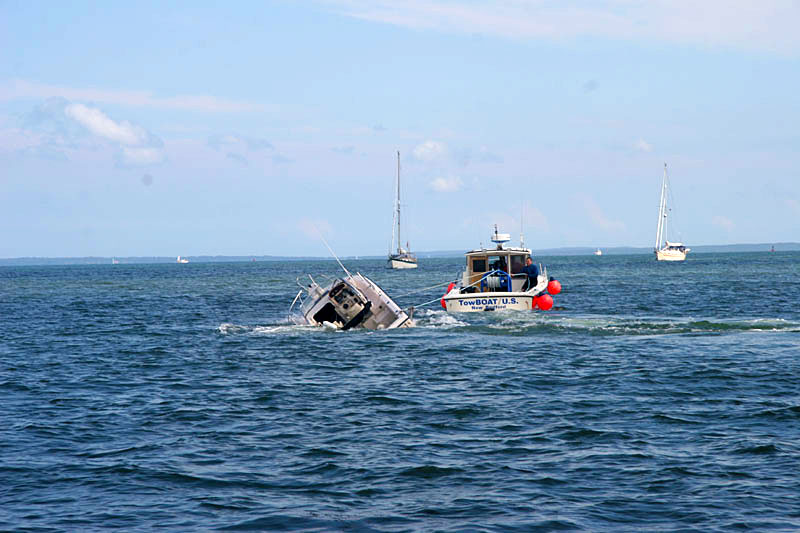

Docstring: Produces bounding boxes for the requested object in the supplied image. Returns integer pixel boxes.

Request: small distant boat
[388,151,418,269]
[440,225,560,312]
[654,163,689,261]
[770,245,776,253]
[593,248,603,256]
[112,258,120,264]
[177,256,189,263]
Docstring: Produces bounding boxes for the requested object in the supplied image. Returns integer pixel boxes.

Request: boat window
[509,255,526,274]
[487,255,507,272]
[472,258,487,273]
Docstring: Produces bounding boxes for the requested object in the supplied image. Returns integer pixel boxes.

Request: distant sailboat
[388,151,418,269]
[112,258,120,264]
[654,163,690,261]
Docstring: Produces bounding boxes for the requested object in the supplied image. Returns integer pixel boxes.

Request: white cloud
[65,103,149,146]
[712,215,735,230]
[0,79,262,112]
[634,139,653,152]
[429,176,463,192]
[413,140,446,161]
[579,194,626,231]
[37,98,165,166]
[323,0,800,54]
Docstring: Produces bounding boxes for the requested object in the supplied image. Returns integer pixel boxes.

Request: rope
[408,274,487,308]
[409,270,538,309]
[394,277,459,298]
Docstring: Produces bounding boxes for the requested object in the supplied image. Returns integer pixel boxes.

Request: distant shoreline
[1,243,798,266]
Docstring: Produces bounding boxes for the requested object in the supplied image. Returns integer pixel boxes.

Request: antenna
[520,202,525,247]
[315,225,351,277]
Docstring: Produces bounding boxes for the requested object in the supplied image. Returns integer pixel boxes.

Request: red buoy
[547,279,561,295]
[441,282,455,309]
[538,293,554,311]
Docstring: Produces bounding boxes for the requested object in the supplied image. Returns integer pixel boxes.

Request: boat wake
[217,322,321,336]
[218,314,799,338]
[395,311,800,336]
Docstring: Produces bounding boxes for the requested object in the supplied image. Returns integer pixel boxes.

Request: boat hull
[442,292,535,312]
[655,248,688,261]
[389,257,418,269]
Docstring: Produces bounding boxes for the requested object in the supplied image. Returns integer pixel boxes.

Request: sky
[1,0,799,257]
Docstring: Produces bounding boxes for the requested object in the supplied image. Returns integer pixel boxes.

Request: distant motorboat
[654,163,690,261]
[177,256,189,263]
[112,258,120,264]
[594,248,603,256]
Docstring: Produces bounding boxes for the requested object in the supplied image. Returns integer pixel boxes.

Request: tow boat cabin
[461,246,533,293]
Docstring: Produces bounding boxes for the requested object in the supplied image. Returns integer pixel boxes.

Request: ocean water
[1,252,799,532]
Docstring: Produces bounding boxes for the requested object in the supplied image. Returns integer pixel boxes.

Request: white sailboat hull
[656,248,688,261]
[389,257,418,269]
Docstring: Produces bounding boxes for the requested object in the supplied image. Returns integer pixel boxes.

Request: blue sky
[1,0,799,257]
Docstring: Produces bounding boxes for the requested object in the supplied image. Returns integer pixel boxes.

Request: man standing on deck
[522,257,539,291]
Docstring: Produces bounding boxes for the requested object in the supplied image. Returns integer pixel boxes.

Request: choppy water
[2,253,799,532]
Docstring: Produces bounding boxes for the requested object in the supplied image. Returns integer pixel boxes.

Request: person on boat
[522,257,539,291]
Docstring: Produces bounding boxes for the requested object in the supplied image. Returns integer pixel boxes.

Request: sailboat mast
[396,150,401,254]
[655,163,667,249]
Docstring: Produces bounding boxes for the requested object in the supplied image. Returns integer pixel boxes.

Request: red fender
[441,282,455,309]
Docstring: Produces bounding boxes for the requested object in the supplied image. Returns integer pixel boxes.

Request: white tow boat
[440,226,560,312]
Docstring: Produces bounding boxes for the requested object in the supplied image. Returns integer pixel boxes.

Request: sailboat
[388,151,418,269]
[654,163,689,261]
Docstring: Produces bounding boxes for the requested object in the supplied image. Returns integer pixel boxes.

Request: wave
[217,322,319,336]
[409,310,800,336]
[218,312,799,338]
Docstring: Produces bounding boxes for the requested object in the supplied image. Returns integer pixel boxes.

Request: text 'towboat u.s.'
[440,226,561,312]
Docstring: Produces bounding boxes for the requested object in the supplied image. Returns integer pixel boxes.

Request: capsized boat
[290,273,413,330]
[440,226,561,312]
[654,163,690,261]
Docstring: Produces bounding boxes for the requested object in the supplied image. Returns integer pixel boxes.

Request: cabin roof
[465,246,531,256]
